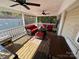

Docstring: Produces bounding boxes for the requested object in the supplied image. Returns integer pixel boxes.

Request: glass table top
[0,45,13,59]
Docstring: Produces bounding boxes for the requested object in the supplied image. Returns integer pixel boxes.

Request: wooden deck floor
[6,34,32,53]
[33,39,49,59]
[6,34,49,59]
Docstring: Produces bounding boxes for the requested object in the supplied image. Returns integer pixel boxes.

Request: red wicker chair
[25,24,38,35]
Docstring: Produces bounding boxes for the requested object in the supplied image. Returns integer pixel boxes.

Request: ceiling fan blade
[23,5,30,10]
[26,2,40,6]
[10,4,19,7]
[10,0,16,2]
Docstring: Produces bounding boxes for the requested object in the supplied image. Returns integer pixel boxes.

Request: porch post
[35,16,38,26]
[57,11,67,35]
[22,13,25,26]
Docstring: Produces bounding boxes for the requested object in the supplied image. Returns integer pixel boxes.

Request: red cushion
[31,28,38,33]
[47,25,53,31]
[35,32,44,37]
[25,24,38,34]
[41,24,47,29]
[25,25,37,30]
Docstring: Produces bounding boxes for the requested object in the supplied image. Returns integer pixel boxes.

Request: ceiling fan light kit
[42,10,49,15]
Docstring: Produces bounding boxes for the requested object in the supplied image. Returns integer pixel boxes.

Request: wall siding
[62,7,79,41]
[61,4,79,59]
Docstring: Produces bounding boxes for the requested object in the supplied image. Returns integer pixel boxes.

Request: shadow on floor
[33,51,48,59]
[6,35,32,53]
[32,38,49,59]
[6,43,22,53]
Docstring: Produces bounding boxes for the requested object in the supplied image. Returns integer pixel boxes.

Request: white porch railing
[36,23,56,27]
[0,26,26,41]
[27,23,56,27]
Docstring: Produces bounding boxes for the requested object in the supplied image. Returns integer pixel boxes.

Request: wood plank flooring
[8,34,49,59]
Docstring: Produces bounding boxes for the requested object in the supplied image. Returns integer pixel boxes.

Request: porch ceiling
[0,0,65,16]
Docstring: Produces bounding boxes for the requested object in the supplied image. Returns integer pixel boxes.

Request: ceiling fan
[10,0,40,10]
[42,10,50,15]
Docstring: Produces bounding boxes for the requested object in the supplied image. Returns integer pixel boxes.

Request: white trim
[63,35,78,59]
[22,13,25,26]
[35,16,38,26]
[57,11,66,35]
[75,32,79,45]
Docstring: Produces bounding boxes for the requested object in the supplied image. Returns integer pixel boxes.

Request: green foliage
[37,16,57,24]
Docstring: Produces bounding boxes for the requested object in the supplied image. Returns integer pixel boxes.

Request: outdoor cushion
[41,24,47,29]
[41,24,53,31]
[47,25,53,31]
[35,32,44,39]
[25,24,38,35]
